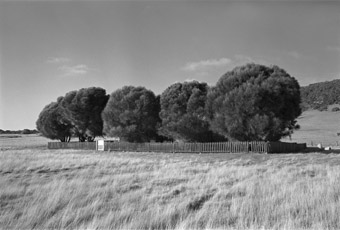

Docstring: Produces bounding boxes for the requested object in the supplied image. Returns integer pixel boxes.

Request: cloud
[327,46,340,52]
[58,64,90,77]
[287,51,301,59]
[234,54,255,63]
[182,55,272,73]
[184,78,199,82]
[46,57,71,64]
[182,58,232,72]
[234,54,272,65]
[46,56,96,77]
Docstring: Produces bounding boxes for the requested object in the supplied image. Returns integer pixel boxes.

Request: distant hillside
[281,107,340,146]
[301,79,340,111]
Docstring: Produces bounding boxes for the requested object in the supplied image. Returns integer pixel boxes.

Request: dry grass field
[0,134,50,150]
[1,135,340,229]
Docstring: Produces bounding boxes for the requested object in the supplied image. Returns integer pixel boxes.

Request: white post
[97,139,105,151]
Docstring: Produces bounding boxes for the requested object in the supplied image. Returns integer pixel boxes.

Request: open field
[283,106,340,147]
[2,135,340,229]
[0,134,50,150]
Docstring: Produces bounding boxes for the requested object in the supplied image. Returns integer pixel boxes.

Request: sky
[0,0,339,130]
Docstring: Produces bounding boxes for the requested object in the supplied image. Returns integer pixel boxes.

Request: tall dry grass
[1,149,340,229]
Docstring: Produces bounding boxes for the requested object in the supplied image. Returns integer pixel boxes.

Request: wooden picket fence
[103,141,264,153]
[48,141,306,153]
[48,141,96,150]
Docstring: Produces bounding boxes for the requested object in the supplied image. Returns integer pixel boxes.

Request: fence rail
[48,141,307,153]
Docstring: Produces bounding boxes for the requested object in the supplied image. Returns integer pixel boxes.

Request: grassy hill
[282,105,340,146]
[282,79,340,146]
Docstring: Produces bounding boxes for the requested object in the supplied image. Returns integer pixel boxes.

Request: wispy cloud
[58,64,90,77]
[184,78,199,82]
[287,51,301,59]
[182,55,271,73]
[46,57,71,64]
[235,54,274,66]
[182,58,232,72]
[234,54,255,63]
[327,46,340,52]
[46,56,95,77]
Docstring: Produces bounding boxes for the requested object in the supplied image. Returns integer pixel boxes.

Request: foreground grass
[1,149,340,229]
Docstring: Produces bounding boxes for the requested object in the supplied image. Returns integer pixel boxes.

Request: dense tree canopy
[159,81,226,142]
[36,100,73,142]
[301,79,340,111]
[206,63,301,141]
[102,86,162,142]
[35,64,306,143]
[60,87,109,142]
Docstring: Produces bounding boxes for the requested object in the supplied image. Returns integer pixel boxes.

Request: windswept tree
[60,87,109,142]
[102,86,161,142]
[159,81,226,142]
[36,100,73,142]
[206,63,301,141]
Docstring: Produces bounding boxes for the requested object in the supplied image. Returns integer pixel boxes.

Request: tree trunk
[87,136,95,142]
[79,135,86,142]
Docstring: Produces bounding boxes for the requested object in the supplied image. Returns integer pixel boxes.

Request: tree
[206,63,301,141]
[36,100,73,142]
[21,129,31,134]
[301,79,340,111]
[159,81,226,142]
[102,86,161,142]
[60,87,109,142]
